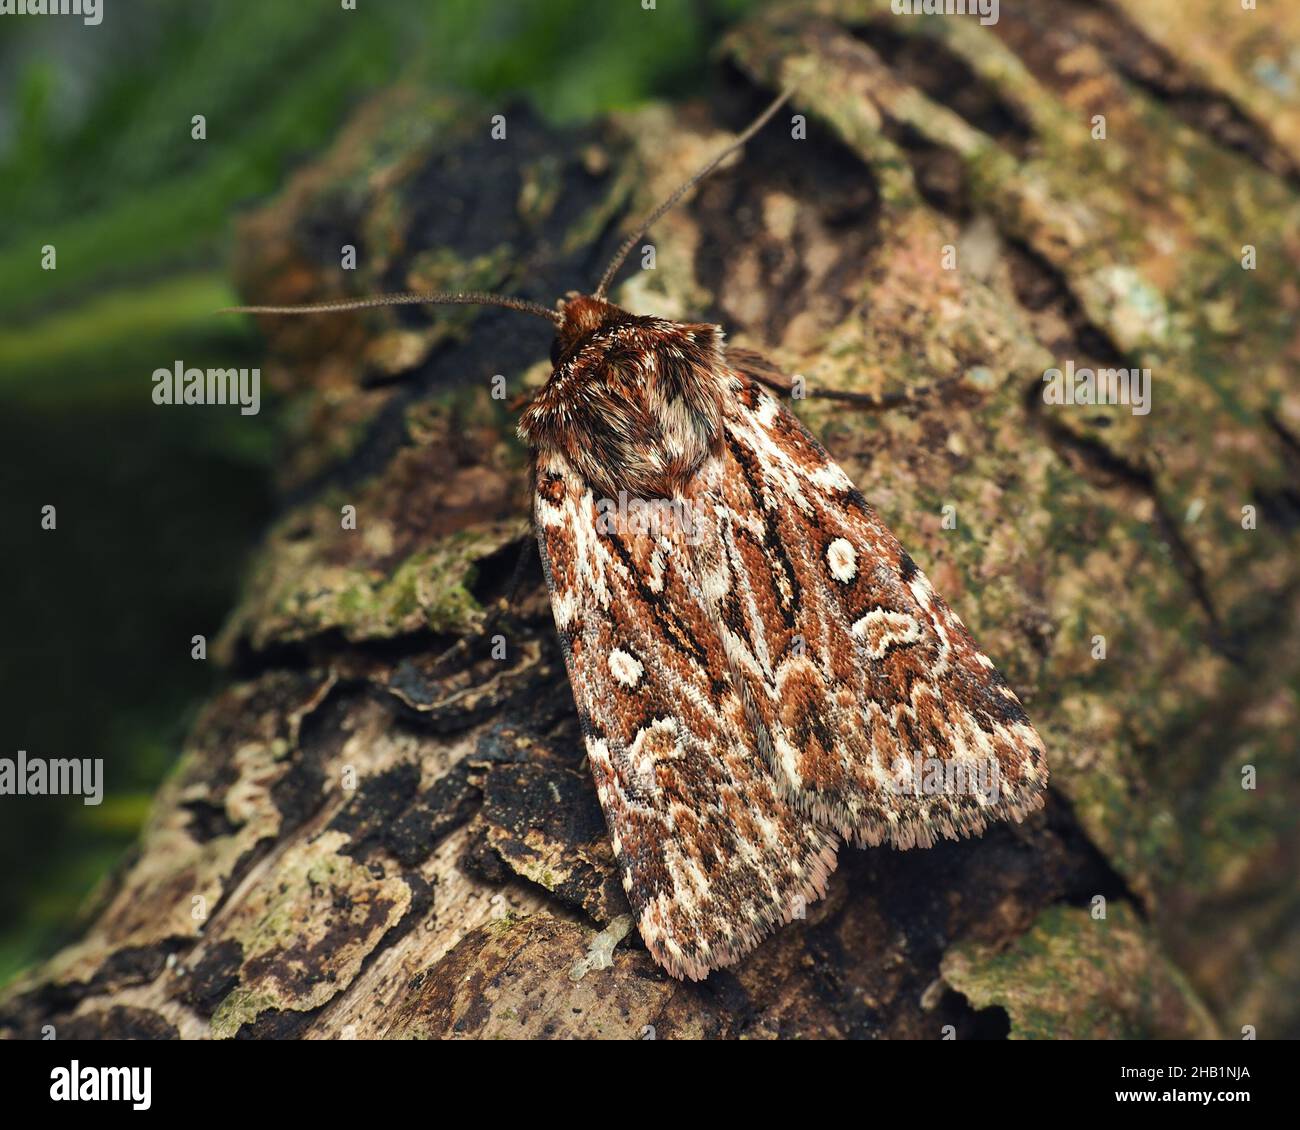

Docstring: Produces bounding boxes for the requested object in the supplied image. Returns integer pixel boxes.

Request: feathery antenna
[592,85,794,300]
[220,290,562,325]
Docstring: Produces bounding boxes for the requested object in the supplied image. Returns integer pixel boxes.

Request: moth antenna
[219,290,562,325]
[593,85,795,300]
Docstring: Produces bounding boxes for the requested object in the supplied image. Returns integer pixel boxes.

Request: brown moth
[229,89,1049,981]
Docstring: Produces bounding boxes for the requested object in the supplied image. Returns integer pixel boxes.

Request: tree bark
[4,0,1299,1039]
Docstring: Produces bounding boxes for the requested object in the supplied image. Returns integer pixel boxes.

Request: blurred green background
[0,0,762,985]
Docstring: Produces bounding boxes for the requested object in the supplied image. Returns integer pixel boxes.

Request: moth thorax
[520,314,727,499]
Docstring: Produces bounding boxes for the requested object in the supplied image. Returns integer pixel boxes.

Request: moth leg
[726,345,963,413]
[499,526,542,608]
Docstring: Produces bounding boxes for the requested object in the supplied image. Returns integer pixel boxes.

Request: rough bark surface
[4,0,1299,1039]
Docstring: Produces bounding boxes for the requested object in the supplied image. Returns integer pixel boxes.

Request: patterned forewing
[533,451,838,980]
[695,371,1048,849]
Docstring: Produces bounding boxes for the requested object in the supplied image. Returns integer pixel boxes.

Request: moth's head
[551,292,622,364]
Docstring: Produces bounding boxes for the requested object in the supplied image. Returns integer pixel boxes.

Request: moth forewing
[707,361,1049,850]
[532,444,838,981]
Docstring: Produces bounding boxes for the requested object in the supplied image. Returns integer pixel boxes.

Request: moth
[230,88,1049,981]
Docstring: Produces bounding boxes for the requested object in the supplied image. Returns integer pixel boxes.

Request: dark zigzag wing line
[532,451,838,980]
[693,368,1048,849]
